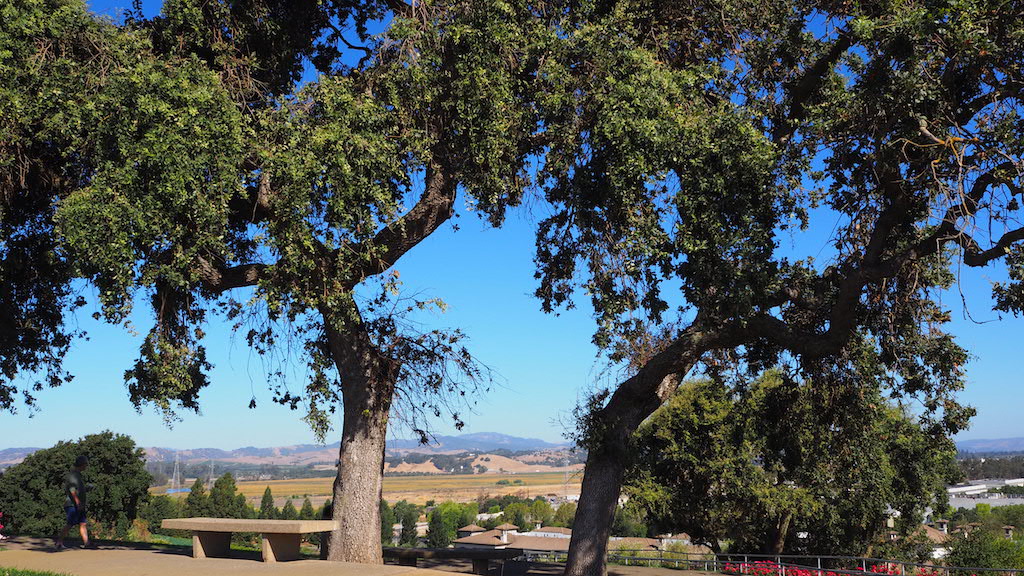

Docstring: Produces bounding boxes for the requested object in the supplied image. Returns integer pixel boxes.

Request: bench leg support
[262,533,302,562]
[472,559,491,575]
[193,531,231,559]
[398,557,418,567]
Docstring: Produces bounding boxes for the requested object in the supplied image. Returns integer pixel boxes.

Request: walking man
[55,455,90,550]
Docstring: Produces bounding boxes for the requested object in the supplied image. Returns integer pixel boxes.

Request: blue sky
[1,1,1021,452]
[4,200,1021,451]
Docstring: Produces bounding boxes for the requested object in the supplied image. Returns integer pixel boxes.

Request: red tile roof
[494,523,519,530]
[920,525,951,545]
[454,532,505,547]
[508,536,571,552]
[459,524,486,533]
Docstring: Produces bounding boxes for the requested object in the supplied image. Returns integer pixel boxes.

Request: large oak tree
[1,0,550,562]
[525,1,1024,575]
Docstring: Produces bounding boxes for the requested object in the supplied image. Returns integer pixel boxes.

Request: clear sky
[1,1,1021,452]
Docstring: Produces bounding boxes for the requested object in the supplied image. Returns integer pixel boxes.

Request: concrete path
[0,538,453,576]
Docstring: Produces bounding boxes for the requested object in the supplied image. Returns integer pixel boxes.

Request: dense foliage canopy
[946,530,1024,573]
[1,0,553,561]
[627,375,959,556]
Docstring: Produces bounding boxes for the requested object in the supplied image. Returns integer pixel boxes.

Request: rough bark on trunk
[564,434,628,576]
[319,164,454,563]
[562,321,743,576]
[564,361,691,576]
[765,512,792,555]
[325,321,398,564]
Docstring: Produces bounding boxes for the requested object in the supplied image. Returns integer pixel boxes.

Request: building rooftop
[533,526,573,535]
[454,531,505,547]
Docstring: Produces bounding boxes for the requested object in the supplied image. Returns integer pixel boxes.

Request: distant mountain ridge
[12,434,1024,466]
[0,447,37,465]
[957,437,1024,454]
[143,432,568,463]
[1,432,568,468]
[388,432,567,453]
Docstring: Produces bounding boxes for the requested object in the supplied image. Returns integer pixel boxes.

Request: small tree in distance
[380,500,396,546]
[185,479,212,518]
[259,487,278,520]
[392,500,420,547]
[427,509,451,548]
[553,502,577,529]
[300,498,316,521]
[210,473,244,518]
[280,500,299,521]
[947,530,1024,574]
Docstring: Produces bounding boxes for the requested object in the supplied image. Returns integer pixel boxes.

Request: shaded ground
[1,537,716,576]
[0,538,449,576]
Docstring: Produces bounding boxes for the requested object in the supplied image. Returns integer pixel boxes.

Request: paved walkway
[0,538,714,576]
[0,538,453,576]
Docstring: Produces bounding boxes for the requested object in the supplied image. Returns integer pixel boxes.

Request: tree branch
[196,258,268,293]
[772,33,853,145]
[961,226,1024,267]
[341,162,457,289]
[883,161,1020,270]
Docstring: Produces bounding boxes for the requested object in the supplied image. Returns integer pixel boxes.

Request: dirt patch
[386,461,446,474]
[471,454,582,474]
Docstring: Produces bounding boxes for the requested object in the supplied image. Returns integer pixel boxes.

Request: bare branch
[962,226,1024,267]
[885,161,1019,269]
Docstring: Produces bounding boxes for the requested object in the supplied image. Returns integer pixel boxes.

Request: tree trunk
[564,367,689,576]
[765,512,792,555]
[325,320,399,564]
[565,435,628,576]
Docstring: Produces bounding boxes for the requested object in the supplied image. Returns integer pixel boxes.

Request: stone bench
[383,547,522,575]
[162,517,338,562]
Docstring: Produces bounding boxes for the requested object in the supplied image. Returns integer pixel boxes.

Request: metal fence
[521,550,1024,576]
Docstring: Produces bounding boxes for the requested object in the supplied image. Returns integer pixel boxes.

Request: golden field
[196,471,584,505]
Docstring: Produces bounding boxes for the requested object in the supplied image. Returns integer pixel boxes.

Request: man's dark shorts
[64,506,86,526]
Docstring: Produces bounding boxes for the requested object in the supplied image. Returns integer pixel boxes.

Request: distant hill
[142,432,568,464]
[388,432,568,453]
[143,444,334,464]
[956,437,1024,454]
[0,447,38,466]
[0,432,569,469]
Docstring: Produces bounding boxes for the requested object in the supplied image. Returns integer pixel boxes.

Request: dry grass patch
[216,472,584,504]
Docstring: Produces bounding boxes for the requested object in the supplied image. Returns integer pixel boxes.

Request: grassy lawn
[148,535,192,547]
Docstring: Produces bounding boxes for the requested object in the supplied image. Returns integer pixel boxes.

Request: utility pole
[171,451,181,493]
